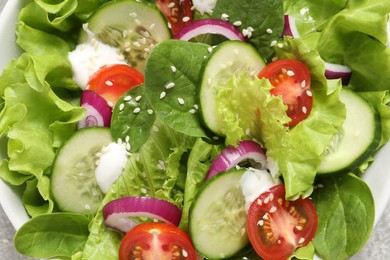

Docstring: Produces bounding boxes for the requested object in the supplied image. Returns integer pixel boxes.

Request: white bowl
[1,0,390,256]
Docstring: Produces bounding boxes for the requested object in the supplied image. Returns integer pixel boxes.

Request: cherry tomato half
[258,59,312,126]
[156,0,194,37]
[247,184,318,260]
[87,64,144,106]
[119,222,197,260]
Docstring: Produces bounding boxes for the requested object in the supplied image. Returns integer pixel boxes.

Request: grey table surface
[0,0,390,259]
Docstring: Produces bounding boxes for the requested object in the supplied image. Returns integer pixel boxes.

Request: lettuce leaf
[285,0,390,91]
[216,38,346,199]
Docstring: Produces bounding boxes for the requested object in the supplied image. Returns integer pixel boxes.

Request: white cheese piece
[68,23,126,89]
[240,168,281,212]
[95,142,129,193]
[192,0,217,15]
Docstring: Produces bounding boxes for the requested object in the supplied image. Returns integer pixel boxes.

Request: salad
[0,0,389,259]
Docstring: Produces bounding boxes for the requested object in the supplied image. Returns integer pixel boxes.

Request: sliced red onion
[324,62,352,85]
[206,140,267,180]
[78,90,112,129]
[283,15,300,38]
[175,18,245,41]
[103,196,182,233]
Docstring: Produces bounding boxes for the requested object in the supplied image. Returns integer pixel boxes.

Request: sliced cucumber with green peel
[189,169,248,259]
[318,88,381,174]
[51,127,113,215]
[80,0,171,72]
[198,41,266,136]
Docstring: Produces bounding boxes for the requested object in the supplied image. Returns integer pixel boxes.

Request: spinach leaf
[144,40,210,137]
[14,212,90,259]
[111,84,156,152]
[212,0,284,60]
[311,173,375,260]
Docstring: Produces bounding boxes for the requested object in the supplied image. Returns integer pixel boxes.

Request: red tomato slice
[119,222,197,260]
[87,64,144,106]
[247,184,318,260]
[156,0,194,37]
[258,59,312,126]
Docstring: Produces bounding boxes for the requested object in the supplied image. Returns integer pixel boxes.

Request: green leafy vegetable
[312,173,375,260]
[14,212,90,259]
[212,0,284,60]
[144,40,210,137]
[111,85,156,152]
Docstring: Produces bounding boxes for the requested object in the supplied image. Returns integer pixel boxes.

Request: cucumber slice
[198,41,266,136]
[51,127,113,215]
[318,88,381,174]
[80,0,171,72]
[189,169,248,259]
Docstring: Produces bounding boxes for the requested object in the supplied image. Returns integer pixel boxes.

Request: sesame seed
[301,80,306,88]
[277,43,284,48]
[129,12,137,17]
[257,220,264,226]
[105,80,113,86]
[263,213,269,220]
[245,128,251,135]
[171,65,177,72]
[287,70,295,76]
[177,98,185,105]
[193,104,199,110]
[264,196,270,204]
[122,30,128,38]
[152,125,159,132]
[135,95,142,101]
[133,107,141,114]
[141,188,147,194]
[165,82,175,89]
[298,237,305,244]
[124,95,131,101]
[107,101,114,107]
[119,103,125,111]
[317,183,324,188]
[126,143,131,151]
[168,2,175,8]
[247,26,254,32]
[147,109,154,115]
[189,108,196,114]
[133,41,141,47]
[233,21,242,26]
[182,16,190,22]
[295,225,303,231]
[208,47,213,53]
[221,13,229,21]
[266,28,273,34]
[277,240,282,244]
[270,40,277,47]
[306,90,312,96]
[167,22,172,29]
[182,249,188,258]
[160,91,166,99]
[242,28,249,36]
[125,135,130,143]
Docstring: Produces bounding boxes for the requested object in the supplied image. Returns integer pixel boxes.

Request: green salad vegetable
[0,0,389,259]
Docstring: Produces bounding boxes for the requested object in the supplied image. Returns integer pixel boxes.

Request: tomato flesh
[119,222,197,260]
[258,59,312,126]
[247,184,318,260]
[156,0,194,37]
[87,64,144,106]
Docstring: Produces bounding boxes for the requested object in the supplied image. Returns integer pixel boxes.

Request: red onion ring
[283,15,300,38]
[206,140,267,180]
[103,196,182,233]
[324,62,352,85]
[175,18,245,41]
[78,90,112,129]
